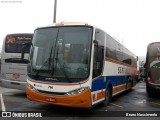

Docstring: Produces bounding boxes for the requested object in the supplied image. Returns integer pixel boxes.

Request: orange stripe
[105,57,137,68]
[113,84,126,94]
[92,94,96,102]
[106,57,138,76]
[92,90,105,102]
[28,79,89,86]
[115,50,136,59]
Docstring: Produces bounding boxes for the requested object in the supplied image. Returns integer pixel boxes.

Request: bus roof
[46,22,89,27]
[6,33,33,36]
[148,42,160,46]
[35,22,137,58]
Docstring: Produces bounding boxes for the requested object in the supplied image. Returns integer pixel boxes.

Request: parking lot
[0,81,160,120]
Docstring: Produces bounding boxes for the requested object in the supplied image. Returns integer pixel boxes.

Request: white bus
[26,22,138,108]
[0,33,33,90]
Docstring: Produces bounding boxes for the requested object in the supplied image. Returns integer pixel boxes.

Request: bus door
[92,29,105,79]
[92,41,104,78]
[91,29,105,105]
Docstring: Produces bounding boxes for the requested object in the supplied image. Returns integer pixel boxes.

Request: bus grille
[37,89,66,96]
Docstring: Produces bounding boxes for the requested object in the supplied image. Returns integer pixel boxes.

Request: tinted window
[106,34,137,67]
[30,27,92,80]
[106,34,116,59]
[148,43,160,83]
[5,34,33,53]
[95,29,105,46]
[116,42,124,62]
[151,62,160,83]
[149,43,160,63]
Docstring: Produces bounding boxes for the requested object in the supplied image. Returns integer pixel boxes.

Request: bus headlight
[65,87,89,96]
[27,82,37,91]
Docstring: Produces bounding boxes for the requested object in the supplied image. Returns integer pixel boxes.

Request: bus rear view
[0,33,33,90]
[146,42,160,94]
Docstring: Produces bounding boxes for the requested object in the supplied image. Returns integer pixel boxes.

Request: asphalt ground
[0,81,160,120]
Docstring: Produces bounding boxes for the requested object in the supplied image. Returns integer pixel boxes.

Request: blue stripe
[91,76,105,91]
[92,76,126,92]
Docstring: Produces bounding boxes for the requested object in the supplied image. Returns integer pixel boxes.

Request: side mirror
[27,63,32,73]
[137,56,138,61]
[93,40,98,45]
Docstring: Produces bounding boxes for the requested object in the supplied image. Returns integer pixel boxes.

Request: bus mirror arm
[21,51,24,60]
[93,40,98,45]
[21,42,32,60]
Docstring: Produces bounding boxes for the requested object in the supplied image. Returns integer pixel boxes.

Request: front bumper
[147,83,160,93]
[26,85,92,108]
[0,79,26,90]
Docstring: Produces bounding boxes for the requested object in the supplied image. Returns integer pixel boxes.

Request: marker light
[27,82,37,91]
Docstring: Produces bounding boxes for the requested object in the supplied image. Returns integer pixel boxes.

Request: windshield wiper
[48,46,53,69]
[50,28,72,83]
[51,28,60,76]
[55,55,72,83]
[34,46,53,78]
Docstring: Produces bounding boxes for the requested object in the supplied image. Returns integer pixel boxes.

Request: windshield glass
[5,34,33,53]
[149,43,160,83]
[150,62,160,83]
[29,26,92,81]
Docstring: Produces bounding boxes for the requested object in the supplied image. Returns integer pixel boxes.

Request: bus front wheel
[101,87,112,106]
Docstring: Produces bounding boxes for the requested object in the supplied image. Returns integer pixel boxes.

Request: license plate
[45,97,56,102]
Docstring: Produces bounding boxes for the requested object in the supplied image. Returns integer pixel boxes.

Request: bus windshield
[5,34,33,53]
[149,43,160,83]
[29,26,92,81]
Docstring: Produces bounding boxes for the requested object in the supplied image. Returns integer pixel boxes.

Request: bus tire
[101,87,112,106]
[146,83,152,95]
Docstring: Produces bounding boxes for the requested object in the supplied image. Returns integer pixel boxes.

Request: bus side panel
[91,60,138,106]
[91,76,106,106]
[110,76,126,96]
[91,75,127,106]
